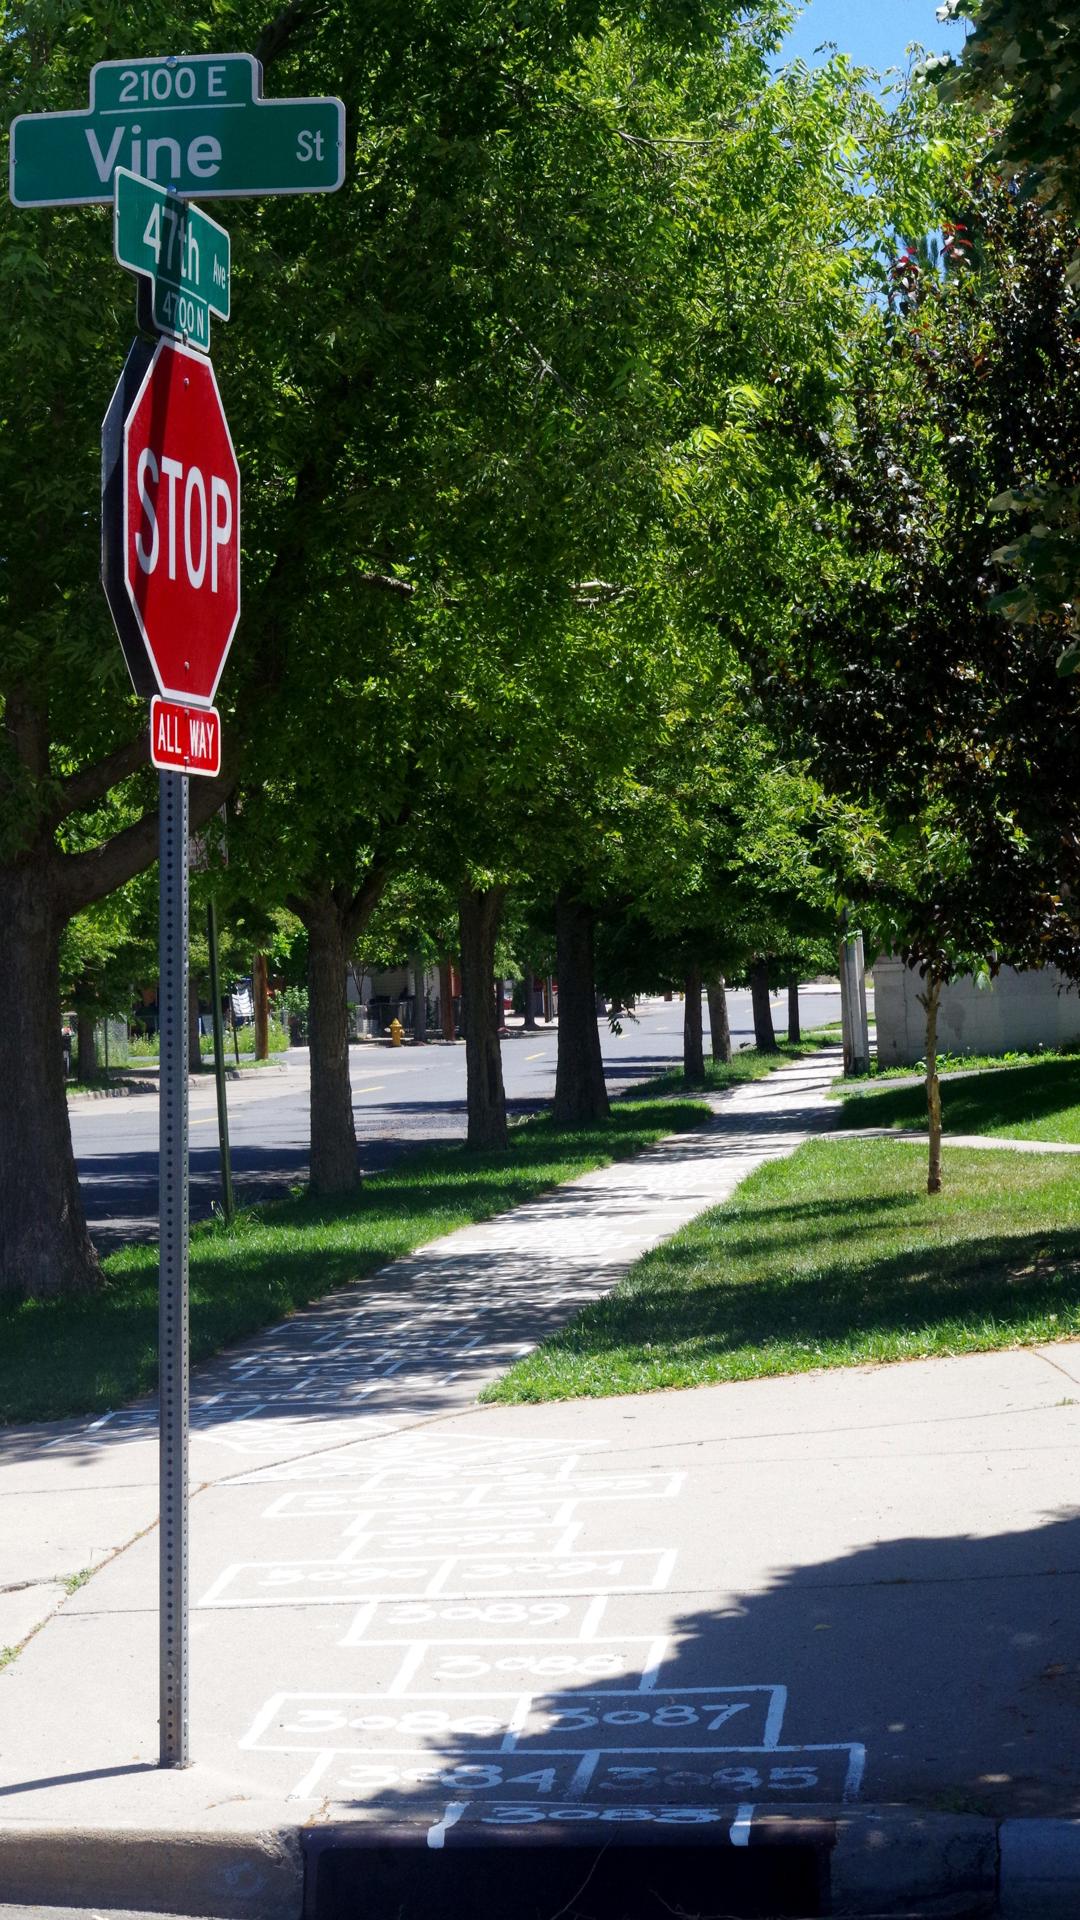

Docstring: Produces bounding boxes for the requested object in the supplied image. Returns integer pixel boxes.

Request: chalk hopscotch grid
[340,1593,614,1645]
[197,1547,680,1609]
[270,1742,866,1818]
[257,1473,685,1516]
[240,1684,790,1754]
[227,1429,868,1839]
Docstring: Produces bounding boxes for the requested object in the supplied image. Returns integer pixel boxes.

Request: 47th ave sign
[115,169,230,352]
[10,53,344,205]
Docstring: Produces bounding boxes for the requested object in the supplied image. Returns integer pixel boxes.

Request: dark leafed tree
[0,0,944,1294]
[763,180,1080,1189]
[933,4,1080,651]
[0,0,328,1297]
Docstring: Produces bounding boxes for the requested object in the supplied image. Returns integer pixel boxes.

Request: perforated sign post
[113,334,241,1768]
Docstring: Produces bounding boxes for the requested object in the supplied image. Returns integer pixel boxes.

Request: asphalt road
[69,986,855,1250]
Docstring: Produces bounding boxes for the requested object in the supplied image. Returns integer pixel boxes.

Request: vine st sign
[10,53,344,205]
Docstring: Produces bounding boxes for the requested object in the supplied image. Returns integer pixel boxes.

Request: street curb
[65,1078,160,1102]
[830,1809,998,1914]
[0,1831,302,1920]
[66,1062,293,1102]
[6,1810,1079,1916]
[999,1817,1080,1917]
[295,1809,1071,1915]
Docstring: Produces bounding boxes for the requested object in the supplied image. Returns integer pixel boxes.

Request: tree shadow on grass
[837,1057,1080,1139]
[531,1227,1080,1377]
[0,1103,712,1436]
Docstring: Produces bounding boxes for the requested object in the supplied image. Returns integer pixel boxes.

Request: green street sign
[114,169,229,352]
[10,53,344,208]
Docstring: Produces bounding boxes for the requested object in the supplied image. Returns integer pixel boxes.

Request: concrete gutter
[998,1817,1080,1918]
[66,1061,295,1103]
[0,1831,302,1920]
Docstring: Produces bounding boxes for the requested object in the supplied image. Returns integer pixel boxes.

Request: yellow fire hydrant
[389,1017,404,1047]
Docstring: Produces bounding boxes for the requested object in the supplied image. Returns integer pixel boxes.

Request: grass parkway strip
[487,1136,1080,1402]
[1,1041,819,1426]
[831,1050,1080,1143]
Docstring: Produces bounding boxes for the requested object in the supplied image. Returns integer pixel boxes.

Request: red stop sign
[123,339,240,708]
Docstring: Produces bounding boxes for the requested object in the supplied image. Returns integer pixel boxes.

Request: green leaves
[764,169,1080,986]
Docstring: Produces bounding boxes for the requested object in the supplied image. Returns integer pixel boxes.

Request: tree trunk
[253,951,269,1061]
[304,897,358,1195]
[411,951,427,1043]
[552,891,609,1127]
[922,974,944,1196]
[188,973,202,1074]
[458,886,508,1150]
[787,974,801,1043]
[706,977,732,1063]
[750,959,777,1051]
[76,1009,98,1083]
[683,963,705,1083]
[0,864,101,1298]
[439,956,456,1042]
[523,970,537,1032]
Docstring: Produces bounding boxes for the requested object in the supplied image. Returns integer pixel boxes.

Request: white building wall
[873,957,1080,1066]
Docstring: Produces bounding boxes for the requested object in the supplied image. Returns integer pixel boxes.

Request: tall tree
[0,1,310,1297]
[933,4,1080,652]
[0,0,950,1293]
[764,179,1080,1187]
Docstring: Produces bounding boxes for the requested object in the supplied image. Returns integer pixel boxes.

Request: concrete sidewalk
[2,1051,843,1654]
[2,1049,1080,1917]
[834,1124,1080,1155]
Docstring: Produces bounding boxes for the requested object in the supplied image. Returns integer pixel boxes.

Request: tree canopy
[0,0,992,1292]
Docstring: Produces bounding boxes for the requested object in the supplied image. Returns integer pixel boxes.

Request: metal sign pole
[158,769,190,1767]
[207,893,235,1224]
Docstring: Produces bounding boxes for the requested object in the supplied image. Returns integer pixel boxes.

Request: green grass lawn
[832,1052,1080,1143]
[857,1045,1071,1082]
[485,1138,1080,1403]
[4,1044,821,1427]
[637,1035,830,1100]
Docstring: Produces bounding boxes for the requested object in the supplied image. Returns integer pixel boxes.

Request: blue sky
[782,0,969,73]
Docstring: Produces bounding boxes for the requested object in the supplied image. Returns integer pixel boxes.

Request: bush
[125,1021,290,1059]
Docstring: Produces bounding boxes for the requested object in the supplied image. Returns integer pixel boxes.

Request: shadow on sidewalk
[244,1505,1080,1857]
